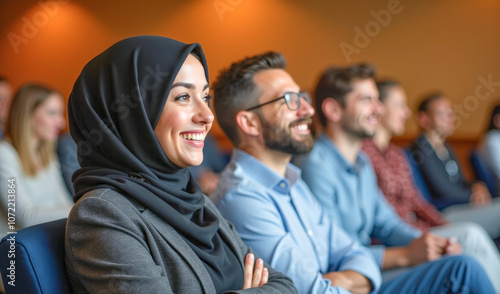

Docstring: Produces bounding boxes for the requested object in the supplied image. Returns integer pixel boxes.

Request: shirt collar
[231,148,300,194]
[318,133,368,174]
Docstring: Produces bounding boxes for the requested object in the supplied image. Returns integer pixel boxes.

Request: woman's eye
[204,94,213,103]
[174,94,189,101]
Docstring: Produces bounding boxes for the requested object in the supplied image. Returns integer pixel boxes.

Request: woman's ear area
[235,110,261,137]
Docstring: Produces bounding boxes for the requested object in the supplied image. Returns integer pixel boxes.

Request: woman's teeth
[181,133,204,141]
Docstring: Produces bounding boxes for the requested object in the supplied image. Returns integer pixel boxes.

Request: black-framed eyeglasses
[245,91,312,111]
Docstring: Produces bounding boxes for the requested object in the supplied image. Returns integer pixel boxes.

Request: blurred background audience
[363,81,449,231]
[0,83,73,236]
[362,80,500,252]
[410,93,500,240]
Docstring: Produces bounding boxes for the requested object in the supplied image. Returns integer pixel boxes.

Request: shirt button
[307,230,313,236]
[280,182,286,188]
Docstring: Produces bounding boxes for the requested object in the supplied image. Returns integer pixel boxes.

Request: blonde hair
[3,83,61,177]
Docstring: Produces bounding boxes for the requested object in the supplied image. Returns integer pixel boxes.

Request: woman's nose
[193,100,214,125]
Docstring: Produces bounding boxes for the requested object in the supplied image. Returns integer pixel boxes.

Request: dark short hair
[0,76,8,83]
[213,51,286,145]
[376,80,400,103]
[417,92,446,113]
[314,63,376,127]
[487,104,500,131]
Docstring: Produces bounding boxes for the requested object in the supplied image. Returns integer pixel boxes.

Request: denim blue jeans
[380,255,495,293]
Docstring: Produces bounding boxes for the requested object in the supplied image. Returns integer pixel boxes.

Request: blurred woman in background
[362,80,500,291]
[0,83,73,235]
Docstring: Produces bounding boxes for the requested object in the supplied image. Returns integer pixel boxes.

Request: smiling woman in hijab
[64,36,296,294]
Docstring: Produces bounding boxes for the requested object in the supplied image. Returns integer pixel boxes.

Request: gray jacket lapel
[209,206,243,257]
[204,197,247,276]
[142,209,217,294]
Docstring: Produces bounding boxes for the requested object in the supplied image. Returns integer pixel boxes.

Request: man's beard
[343,125,375,139]
[258,114,314,155]
[340,117,375,139]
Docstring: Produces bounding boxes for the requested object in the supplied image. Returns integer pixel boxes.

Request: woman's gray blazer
[65,188,297,294]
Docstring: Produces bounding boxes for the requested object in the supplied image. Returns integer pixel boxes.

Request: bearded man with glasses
[210,52,495,293]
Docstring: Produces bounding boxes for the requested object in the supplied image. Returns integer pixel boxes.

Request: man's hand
[383,232,448,269]
[444,237,461,255]
[404,232,447,266]
[323,270,372,294]
[470,182,491,206]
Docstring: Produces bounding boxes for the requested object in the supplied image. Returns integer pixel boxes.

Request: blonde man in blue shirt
[212,53,494,294]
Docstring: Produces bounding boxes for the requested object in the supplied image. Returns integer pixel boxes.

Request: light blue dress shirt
[296,134,422,267]
[214,149,381,294]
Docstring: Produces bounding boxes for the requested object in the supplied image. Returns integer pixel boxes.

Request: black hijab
[68,36,242,292]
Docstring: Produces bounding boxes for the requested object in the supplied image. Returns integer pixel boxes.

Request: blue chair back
[470,150,498,196]
[404,148,433,201]
[0,218,71,294]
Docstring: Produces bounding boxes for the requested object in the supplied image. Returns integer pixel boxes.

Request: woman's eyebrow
[171,82,210,91]
[171,82,194,89]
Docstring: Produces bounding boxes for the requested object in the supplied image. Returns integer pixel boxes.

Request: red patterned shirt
[362,139,447,231]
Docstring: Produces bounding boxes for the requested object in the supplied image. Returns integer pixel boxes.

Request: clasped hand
[242,253,269,289]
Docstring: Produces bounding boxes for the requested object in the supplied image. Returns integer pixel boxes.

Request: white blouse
[0,141,73,236]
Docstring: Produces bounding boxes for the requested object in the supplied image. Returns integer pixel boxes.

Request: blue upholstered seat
[470,150,498,197]
[0,218,71,294]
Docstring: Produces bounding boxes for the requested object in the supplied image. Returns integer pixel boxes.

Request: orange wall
[1,0,500,145]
